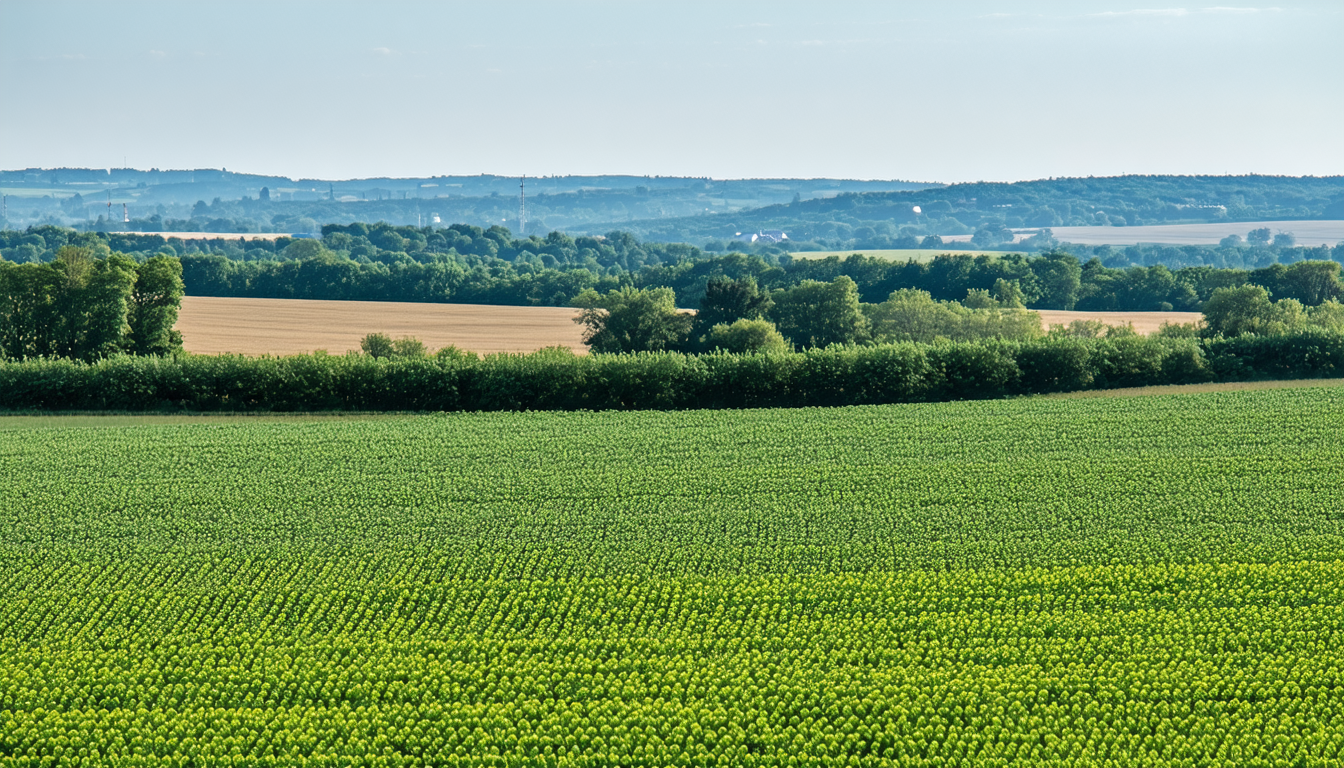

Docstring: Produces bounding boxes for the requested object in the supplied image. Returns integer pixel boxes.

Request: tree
[991,278,1026,308]
[391,337,428,357]
[1272,231,1296,248]
[1247,227,1272,246]
[1030,250,1082,309]
[769,276,868,348]
[694,276,773,335]
[1202,284,1303,337]
[571,286,693,353]
[127,256,185,355]
[704,319,789,354]
[361,332,395,358]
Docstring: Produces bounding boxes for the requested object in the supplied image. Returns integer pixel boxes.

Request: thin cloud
[1091,7,1280,18]
[147,49,167,58]
[371,47,394,56]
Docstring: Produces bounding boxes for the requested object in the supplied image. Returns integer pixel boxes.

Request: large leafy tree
[571,286,693,353]
[769,276,869,349]
[694,276,773,336]
[128,256,185,356]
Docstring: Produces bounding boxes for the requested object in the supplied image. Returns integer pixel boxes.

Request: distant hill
[0,168,932,233]
[580,175,1344,249]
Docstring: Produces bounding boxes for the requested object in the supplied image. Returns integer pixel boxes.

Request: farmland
[175,296,588,356]
[4,387,1344,765]
[1035,309,1201,335]
[791,248,1027,262]
[173,296,1189,357]
[1034,220,1344,247]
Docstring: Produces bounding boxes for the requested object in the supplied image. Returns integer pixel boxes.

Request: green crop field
[4,388,1344,766]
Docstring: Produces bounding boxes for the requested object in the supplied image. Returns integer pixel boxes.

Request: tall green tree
[694,276,773,337]
[1030,250,1083,310]
[571,286,693,353]
[127,256,185,356]
[769,276,868,349]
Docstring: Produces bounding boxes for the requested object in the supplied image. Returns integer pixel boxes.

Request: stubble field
[175,297,1194,357]
[176,296,588,356]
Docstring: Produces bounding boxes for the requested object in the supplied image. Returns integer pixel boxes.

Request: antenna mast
[519,175,526,237]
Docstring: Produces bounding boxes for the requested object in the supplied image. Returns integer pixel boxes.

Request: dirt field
[176,297,587,356]
[1023,220,1344,247]
[1035,310,1202,335]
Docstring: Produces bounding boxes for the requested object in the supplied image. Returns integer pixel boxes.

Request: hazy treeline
[614,175,1344,247]
[4,330,1342,412]
[4,225,1344,317]
[0,167,926,233]
[5,171,1340,250]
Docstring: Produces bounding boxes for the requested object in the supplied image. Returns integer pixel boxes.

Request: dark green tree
[1030,250,1083,310]
[694,276,773,335]
[769,276,868,348]
[127,256,185,355]
[571,286,693,353]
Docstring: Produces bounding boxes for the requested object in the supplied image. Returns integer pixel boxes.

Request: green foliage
[1202,284,1306,337]
[127,256,185,355]
[694,276,773,332]
[0,246,152,361]
[704,318,789,355]
[359,332,429,359]
[29,328,1344,411]
[866,288,1043,344]
[769,276,869,348]
[4,386,1344,764]
[571,286,693,353]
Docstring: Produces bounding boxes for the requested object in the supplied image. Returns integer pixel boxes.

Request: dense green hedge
[5,330,1342,412]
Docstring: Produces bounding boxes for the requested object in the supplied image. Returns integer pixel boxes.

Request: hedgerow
[2,330,1342,413]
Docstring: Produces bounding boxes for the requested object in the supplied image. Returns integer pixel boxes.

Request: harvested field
[112,231,296,241]
[792,248,1026,261]
[176,296,587,356]
[1020,220,1344,247]
[1035,309,1202,334]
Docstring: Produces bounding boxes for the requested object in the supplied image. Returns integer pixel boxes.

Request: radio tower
[519,175,526,238]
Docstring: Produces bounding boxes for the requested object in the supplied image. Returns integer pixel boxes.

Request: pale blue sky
[2,1,1340,182]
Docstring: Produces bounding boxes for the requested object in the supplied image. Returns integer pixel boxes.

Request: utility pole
[519,175,526,237]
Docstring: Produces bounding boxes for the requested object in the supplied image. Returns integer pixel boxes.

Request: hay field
[176,296,587,356]
[791,248,1027,262]
[1035,220,1344,247]
[1035,309,1201,334]
[112,231,295,241]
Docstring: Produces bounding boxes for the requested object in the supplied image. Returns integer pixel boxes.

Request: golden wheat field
[175,297,588,356]
[1035,309,1201,334]
[174,298,1198,357]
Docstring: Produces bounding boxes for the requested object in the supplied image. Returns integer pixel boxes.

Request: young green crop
[3,388,1344,765]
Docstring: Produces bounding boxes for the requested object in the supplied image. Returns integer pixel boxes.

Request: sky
[2,1,1341,183]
